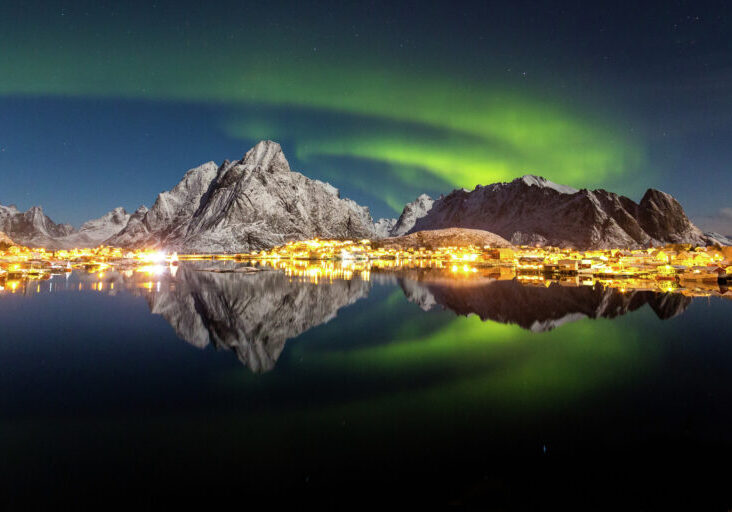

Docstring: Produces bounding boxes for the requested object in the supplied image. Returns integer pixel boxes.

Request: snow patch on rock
[518,175,579,195]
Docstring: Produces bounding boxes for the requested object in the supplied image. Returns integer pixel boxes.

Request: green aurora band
[0,9,645,212]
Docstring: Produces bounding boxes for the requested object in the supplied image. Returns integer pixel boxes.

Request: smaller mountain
[390,194,434,237]
[705,232,732,246]
[0,204,75,248]
[373,194,435,239]
[53,207,130,249]
[104,206,150,247]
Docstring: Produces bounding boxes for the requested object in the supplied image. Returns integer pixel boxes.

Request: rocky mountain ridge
[0,204,131,250]
[406,175,711,249]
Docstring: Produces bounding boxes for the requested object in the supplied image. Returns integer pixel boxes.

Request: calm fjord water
[1,264,731,507]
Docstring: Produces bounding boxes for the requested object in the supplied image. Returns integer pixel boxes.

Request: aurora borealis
[0,0,730,231]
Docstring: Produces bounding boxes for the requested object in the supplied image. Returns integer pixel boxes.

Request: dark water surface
[1,264,732,508]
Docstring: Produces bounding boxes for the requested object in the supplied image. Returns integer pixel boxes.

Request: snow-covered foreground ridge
[0,140,727,251]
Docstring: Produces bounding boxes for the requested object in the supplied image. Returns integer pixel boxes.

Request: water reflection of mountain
[146,265,370,372]
[29,262,720,371]
[137,264,704,372]
[398,277,691,332]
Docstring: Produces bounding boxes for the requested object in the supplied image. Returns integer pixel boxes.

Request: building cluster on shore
[0,245,165,285]
[1,237,731,296]
[242,238,732,283]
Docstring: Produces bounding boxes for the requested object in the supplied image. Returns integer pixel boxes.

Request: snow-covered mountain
[406,175,709,249]
[0,204,131,249]
[106,140,376,252]
[373,218,396,238]
[372,194,435,238]
[106,206,149,248]
[52,207,131,249]
[0,204,74,248]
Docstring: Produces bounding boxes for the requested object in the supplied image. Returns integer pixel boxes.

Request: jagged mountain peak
[514,175,579,195]
[387,193,435,237]
[107,140,375,252]
[25,205,45,218]
[0,202,75,247]
[640,188,678,209]
[237,140,291,173]
[80,206,128,229]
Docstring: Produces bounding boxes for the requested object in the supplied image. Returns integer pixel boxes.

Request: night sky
[1,0,730,233]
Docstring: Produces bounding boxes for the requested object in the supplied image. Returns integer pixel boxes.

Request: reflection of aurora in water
[2,259,732,506]
[3,261,727,374]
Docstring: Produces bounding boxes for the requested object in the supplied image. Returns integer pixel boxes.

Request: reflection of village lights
[137,264,166,276]
[0,235,730,298]
[139,251,167,263]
